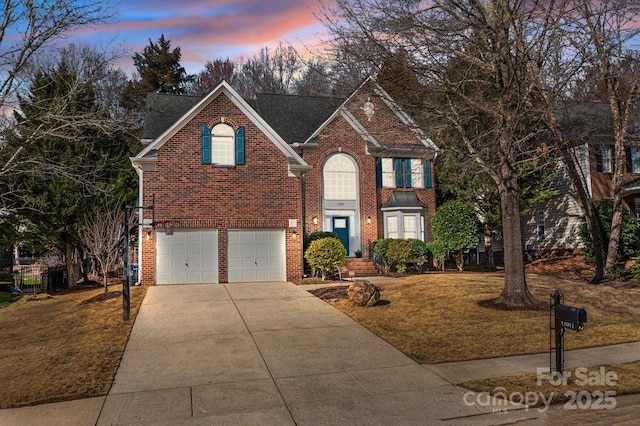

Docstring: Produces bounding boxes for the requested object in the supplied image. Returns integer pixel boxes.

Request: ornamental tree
[430,200,479,271]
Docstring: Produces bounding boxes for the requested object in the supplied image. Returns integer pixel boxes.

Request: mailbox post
[550,290,587,376]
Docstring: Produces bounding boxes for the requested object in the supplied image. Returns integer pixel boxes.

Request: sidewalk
[428,341,640,383]
[0,280,637,425]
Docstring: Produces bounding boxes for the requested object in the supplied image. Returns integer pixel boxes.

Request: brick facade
[299,82,437,258]
[134,79,438,285]
[138,92,302,285]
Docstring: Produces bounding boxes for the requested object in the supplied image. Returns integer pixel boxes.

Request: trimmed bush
[374,238,431,274]
[304,237,346,280]
[386,239,414,273]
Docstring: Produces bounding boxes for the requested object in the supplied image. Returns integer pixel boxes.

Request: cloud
[70,0,332,74]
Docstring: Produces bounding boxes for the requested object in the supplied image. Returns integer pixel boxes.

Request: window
[377,158,431,188]
[200,124,244,165]
[381,158,394,187]
[403,215,417,239]
[628,147,640,173]
[324,153,357,200]
[597,145,613,173]
[386,216,399,238]
[536,210,545,237]
[384,212,424,240]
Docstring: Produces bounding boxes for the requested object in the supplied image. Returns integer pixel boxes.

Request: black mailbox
[555,304,587,331]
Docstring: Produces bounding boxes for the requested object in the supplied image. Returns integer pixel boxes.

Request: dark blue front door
[332,217,349,255]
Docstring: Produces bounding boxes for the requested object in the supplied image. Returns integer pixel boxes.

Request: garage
[155,229,218,284]
[228,229,286,282]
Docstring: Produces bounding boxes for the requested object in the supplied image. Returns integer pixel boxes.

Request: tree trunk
[559,145,606,282]
[456,249,464,271]
[483,222,496,270]
[605,117,628,273]
[547,112,605,282]
[64,241,77,287]
[492,172,539,308]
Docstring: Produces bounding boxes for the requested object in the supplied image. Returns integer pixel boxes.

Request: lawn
[0,283,146,409]
[321,270,640,406]
[326,272,640,364]
[1,268,639,410]
[0,293,21,308]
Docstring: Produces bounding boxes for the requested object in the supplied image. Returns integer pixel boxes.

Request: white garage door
[155,229,218,284]
[228,230,286,282]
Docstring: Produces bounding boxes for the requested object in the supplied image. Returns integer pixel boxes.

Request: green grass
[0,294,22,308]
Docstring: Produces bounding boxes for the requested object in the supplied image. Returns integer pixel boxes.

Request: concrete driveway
[0,282,544,425]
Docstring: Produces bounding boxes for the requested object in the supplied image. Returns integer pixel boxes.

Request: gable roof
[302,77,440,158]
[141,93,202,142]
[132,81,310,176]
[248,93,344,145]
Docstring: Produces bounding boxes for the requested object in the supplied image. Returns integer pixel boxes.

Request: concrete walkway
[0,281,637,425]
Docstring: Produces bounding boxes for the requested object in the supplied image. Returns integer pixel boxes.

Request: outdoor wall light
[292,230,297,239]
[145,229,151,240]
[312,216,318,225]
[367,216,372,224]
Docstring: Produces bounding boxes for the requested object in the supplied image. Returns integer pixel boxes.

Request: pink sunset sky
[70,0,332,75]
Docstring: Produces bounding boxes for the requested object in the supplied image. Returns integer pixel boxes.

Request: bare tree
[235,43,302,98]
[320,0,577,308]
[0,0,114,111]
[564,1,640,273]
[80,199,126,292]
[189,58,237,96]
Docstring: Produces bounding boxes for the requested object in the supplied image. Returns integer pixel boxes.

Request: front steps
[344,257,379,277]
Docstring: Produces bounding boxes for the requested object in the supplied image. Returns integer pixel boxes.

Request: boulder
[347,280,380,307]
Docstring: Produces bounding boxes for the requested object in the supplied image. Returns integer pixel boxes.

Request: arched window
[323,153,357,200]
[211,123,235,165]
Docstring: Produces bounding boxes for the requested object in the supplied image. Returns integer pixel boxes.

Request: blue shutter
[376,158,382,187]
[424,161,432,188]
[404,159,412,188]
[235,126,245,165]
[200,124,211,165]
[395,158,404,188]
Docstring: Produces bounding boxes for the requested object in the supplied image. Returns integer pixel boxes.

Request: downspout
[299,175,305,279]
[135,165,144,285]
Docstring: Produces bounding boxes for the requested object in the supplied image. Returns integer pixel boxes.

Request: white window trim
[211,123,234,165]
[601,146,613,173]
[383,210,425,241]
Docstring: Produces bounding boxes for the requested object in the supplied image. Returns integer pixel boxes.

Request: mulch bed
[308,286,348,301]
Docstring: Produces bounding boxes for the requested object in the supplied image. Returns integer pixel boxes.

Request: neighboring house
[521,103,640,256]
[131,78,439,285]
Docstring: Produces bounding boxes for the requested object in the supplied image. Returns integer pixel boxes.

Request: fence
[0,265,68,293]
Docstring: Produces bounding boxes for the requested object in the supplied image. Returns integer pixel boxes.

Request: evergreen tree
[133,34,188,95]
[10,58,138,286]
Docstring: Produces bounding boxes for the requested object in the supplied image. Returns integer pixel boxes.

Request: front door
[332,217,349,255]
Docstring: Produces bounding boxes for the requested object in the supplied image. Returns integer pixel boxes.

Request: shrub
[304,237,346,280]
[303,231,338,275]
[374,238,431,273]
[373,238,393,273]
[581,199,640,264]
[386,239,414,273]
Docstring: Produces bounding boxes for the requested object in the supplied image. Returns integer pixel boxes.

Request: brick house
[131,78,439,285]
